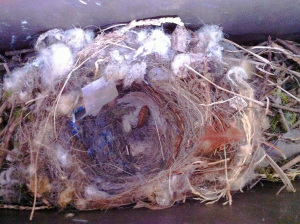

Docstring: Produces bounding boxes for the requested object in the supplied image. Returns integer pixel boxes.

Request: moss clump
[269,113,281,133]
[273,90,289,105]
[12,107,23,118]
[2,91,12,100]
[284,111,297,127]
[269,111,297,133]
[256,166,280,181]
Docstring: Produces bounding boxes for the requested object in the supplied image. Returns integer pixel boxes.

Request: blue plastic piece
[143,80,152,86]
[70,107,86,136]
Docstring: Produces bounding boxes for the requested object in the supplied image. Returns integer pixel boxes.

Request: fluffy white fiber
[56,146,70,168]
[3,28,95,102]
[35,28,94,52]
[84,185,109,200]
[3,65,36,100]
[38,43,74,87]
[171,53,191,78]
[123,62,147,87]
[122,106,141,133]
[135,29,171,57]
[197,25,223,61]
[64,28,94,52]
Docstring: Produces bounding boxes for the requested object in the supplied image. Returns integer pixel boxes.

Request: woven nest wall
[0,18,299,216]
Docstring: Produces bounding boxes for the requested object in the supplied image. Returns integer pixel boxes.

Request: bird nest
[0,17,299,218]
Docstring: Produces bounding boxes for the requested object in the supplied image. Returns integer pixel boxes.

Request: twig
[291,119,300,129]
[268,102,300,113]
[279,109,290,132]
[265,97,270,115]
[255,74,290,101]
[263,132,279,137]
[107,42,136,51]
[223,147,232,205]
[30,146,40,220]
[264,35,272,87]
[185,64,265,106]
[258,172,300,180]
[25,94,50,105]
[207,158,230,166]
[153,116,165,161]
[101,23,127,32]
[199,96,237,106]
[5,49,35,56]
[256,66,275,77]
[277,39,300,55]
[280,155,300,171]
[0,204,52,210]
[93,58,104,78]
[225,57,300,79]
[29,110,55,220]
[0,117,20,168]
[262,141,286,159]
[0,101,9,116]
[223,39,270,64]
[251,45,298,58]
[0,146,18,156]
[0,54,8,62]
[264,154,296,193]
[0,62,11,74]
[273,82,300,104]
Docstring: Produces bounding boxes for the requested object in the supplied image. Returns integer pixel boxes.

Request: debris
[82,77,118,116]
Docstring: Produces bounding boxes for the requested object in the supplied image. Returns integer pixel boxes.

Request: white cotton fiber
[230,169,257,192]
[110,50,125,62]
[84,185,109,200]
[128,140,151,157]
[0,167,21,203]
[39,43,74,87]
[56,146,70,167]
[64,28,94,52]
[3,65,36,102]
[198,25,223,43]
[122,107,141,132]
[226,66,250,89]
[35,28,94,52]
[136,30,148,43]
[4,43,74,98]
[34,28,65,50]
[0,167,18,185]
[171,53,191,78]
[135,29,171,57]
[117,92,167,132]
[229,97,248,111]
[104,63,130,81]
[124,62,147,87]
[4,67,30,93]
[197,25,223,61]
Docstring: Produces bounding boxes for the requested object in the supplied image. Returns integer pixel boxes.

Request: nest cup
[1,18,284,211]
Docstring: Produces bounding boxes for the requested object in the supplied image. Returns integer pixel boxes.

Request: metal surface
[1,0,300,52]
[0,181,299,224]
